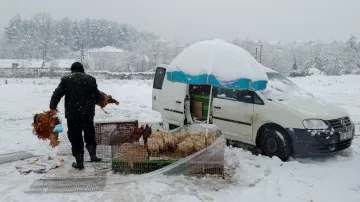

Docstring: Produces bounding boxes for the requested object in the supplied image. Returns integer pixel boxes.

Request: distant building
[49,59,77,71]
[0,59,45,77]
[87,46,129,71]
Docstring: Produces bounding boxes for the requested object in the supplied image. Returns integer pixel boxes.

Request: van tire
[259,127,292,161]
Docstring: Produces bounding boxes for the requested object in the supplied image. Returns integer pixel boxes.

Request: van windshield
[260,72,313,100]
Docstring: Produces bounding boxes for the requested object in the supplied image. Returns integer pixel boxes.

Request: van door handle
[176,100,182,104]
[214,105,221,109]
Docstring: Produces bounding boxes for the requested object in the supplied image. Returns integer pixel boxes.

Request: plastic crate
[146,160,176,172]
[191,93,210,100]
[112,160,132,174]
[191,94,210,104]
[111,159,176,174]
[202,105,209,115]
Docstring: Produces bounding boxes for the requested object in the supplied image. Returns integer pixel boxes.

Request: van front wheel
[259,127,292,161]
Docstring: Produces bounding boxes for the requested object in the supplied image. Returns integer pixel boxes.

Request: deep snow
[0,75,359,202]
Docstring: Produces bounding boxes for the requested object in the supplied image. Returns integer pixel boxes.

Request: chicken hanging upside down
[32,110,61,147]
[96,91,119,114]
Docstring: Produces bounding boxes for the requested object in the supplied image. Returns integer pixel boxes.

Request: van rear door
[152,67,186,126]
[152,67,166,111]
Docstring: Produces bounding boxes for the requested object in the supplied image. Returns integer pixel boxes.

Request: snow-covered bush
[305,67,325,76]
[353,69,360,75]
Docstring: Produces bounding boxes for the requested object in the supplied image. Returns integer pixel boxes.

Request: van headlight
[302,119,328,130]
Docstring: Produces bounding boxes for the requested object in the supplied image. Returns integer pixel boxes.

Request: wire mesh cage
[94,120,139,160]
[56,121,225,178]
[94,120,139,146]
[111,124,226,178]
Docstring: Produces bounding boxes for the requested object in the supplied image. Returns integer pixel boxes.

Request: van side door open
[212,88,254,141]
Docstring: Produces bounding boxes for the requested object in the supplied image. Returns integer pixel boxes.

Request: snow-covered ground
[0,75,359,202]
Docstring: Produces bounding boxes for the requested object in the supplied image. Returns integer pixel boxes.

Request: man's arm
[93,78,106,102]
[50,78,66,110]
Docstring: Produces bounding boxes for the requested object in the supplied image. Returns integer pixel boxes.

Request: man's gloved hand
[49,109,58,117]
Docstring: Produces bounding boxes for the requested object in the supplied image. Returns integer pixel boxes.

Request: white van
[152,65,355,160]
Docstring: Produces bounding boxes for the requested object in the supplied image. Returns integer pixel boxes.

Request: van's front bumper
[286,124,355,157]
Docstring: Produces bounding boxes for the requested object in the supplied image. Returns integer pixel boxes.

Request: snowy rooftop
[52,59,77,68]
[26,60,44,69]
[0,59,44,69]
[0,59,18,68]
[88,46,126,53]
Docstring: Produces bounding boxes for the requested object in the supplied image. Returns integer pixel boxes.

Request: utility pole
[292,54,298,70]
[255,48,258,61]
[259,45,263,64]
[80,43,84,62]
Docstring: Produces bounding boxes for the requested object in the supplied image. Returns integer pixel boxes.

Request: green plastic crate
[191,93,210,101]
[112,160,132,174]
[146,160,176,172]
[112,159,176,174]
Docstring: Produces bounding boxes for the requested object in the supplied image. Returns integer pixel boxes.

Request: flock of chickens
[146,128,218,156]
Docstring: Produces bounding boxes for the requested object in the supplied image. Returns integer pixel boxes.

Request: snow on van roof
[262,66,276,73]
[167,39,268,82]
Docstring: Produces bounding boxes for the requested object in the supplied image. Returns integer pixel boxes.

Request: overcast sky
[0,0,359,43]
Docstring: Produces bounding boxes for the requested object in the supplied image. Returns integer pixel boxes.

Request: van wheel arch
[256,123,293,161]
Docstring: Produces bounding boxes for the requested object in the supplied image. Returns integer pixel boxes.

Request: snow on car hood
[279,98,349,120]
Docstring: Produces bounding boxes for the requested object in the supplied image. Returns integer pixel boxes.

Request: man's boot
[72,154,84,170]
[86,145,102,162]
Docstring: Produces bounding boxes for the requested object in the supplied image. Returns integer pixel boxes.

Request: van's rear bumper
[285,124,354,157]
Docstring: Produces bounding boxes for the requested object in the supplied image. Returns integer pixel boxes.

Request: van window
[153,67,166,89]
[260,72,313,101]
[214,87,237,101]
[253,93,264,105]
[236,90,253,104]
[214,87,257,104]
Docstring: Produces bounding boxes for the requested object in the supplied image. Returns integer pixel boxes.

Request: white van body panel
[212,97,254,141]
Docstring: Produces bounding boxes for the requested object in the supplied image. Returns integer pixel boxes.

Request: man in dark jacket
[49,62,105,170]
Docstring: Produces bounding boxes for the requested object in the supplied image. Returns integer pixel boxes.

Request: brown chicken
[96,91,119,114]
[32,110,61,147]
[142,124,152,144]
[130,125,145,143]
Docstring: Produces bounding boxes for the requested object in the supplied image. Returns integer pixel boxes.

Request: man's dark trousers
[67,117,97,157]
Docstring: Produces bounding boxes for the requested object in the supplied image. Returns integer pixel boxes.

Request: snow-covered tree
[342,35,360,74]
[32,12,57,60]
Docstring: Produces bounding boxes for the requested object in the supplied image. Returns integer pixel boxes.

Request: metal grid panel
[0,151,35,165]
[56,134,72,156]
[25,176,107,194]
